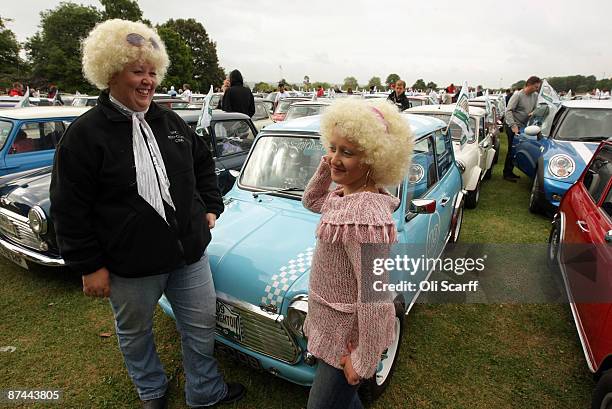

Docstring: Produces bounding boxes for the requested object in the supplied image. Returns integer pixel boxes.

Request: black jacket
[221,70,255,117]
[387,91,411,111]
[50,91,224,277]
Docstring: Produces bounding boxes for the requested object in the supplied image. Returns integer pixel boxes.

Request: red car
[548,140,612,409]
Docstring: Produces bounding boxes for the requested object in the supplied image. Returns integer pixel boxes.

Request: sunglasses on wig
[126,32,159,49]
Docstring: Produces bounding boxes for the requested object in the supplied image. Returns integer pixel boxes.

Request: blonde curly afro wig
[82,19,169,90]
[320,98,414,186]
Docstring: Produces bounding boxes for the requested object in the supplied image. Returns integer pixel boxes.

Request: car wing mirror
[524,125,541,137]
[229,169,240,178]
[409,199,436,214]
[606,230,612,244]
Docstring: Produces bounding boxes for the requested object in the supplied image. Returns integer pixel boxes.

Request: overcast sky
[3,0,611,88]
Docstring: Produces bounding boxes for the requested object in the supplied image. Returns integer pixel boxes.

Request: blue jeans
[307,361,364,409]
[109,252,227,407]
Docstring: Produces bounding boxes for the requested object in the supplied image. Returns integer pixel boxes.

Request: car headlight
[28,206,48,234]
[548,154,575,179]
[286,296,308,338]
[456,160,466,173]
[408,164,424,184]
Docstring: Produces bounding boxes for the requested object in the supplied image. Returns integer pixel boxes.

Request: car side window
[253,103,269,120]
[477,118,485,142]
[214,120,256,157]
[582,145,612,203]
[434,130,453,179]
[9,121,65,155]
[405,135,436,203]
[603,186,612,219]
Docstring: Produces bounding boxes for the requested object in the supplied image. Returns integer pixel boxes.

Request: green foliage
[160,19,225,93]
[254,82,274,92]
[0,17,26,88]
[343,76,358,90]
[25,3,102,92]
[385,73,400,85]
[368,76,382,89]
[311,81,331,90]
[546,75,610,93]
[512,80,526,89]
[156,26,193,89]
[412,78,426,90]
[426,81,438,90]
[100,0,143,22]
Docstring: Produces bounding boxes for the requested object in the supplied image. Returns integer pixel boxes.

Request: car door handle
[576,220,590,233]
[215,168,224,176]
[440,196,451,207]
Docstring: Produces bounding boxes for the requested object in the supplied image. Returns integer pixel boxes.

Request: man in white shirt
[274,82,289,110]
[180,83,192,102]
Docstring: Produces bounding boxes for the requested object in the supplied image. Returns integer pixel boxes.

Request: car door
[476,117,493,173]
[562,143,612,356]
[211,119,258,193]
[3,119,67,175]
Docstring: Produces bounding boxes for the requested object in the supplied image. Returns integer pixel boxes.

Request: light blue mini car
[159,113,465,400]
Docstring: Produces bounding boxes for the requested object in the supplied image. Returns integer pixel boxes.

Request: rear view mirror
[524,125,541,136]
[409,199,436,214]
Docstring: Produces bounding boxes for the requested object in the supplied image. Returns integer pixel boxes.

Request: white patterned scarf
[109,94,175,224]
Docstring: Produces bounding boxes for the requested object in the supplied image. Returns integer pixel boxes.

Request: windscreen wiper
[252,187,303,198]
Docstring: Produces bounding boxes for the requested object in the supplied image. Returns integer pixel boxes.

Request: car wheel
[450,201,464,243]
[465,181,480,209]
[547,220,561,269]
[484,164,493,180]
[528,175,544,214]
[359,303,404,403]
[592,369,612,409]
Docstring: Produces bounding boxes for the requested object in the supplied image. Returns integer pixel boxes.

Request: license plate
[216,300,242,342]
[0,245,28,270]
[0,214,17,237]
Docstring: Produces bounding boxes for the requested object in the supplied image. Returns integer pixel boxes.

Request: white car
[283,99,332,121]
[406,104,496,208]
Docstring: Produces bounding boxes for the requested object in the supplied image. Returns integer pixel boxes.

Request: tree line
[0,0,225,94]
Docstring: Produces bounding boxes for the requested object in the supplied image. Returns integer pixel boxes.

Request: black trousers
[503,125,516,176]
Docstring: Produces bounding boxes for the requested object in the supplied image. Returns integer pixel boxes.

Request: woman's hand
[339,342,360,385]
[82,267,110,298]
[206,213,217,229]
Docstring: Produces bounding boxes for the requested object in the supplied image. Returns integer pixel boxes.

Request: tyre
[484,165,493,180]
[592,369,612,409]
[547,220,561,269]
[465,181,480,209]
[528,174,544,214]
[359,302,405,403]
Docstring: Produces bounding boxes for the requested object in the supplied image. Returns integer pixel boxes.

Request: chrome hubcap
[375,317,401,386]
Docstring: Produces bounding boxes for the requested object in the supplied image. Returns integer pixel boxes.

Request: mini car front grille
[217,297,300,364]
[0,208,43,251]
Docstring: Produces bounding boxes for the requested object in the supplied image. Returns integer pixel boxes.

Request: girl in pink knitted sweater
[303,98,413,409]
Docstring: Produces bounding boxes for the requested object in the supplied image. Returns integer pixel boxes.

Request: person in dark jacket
[387,79,411,111]
[49,19,245,409]
[220,69,255,117]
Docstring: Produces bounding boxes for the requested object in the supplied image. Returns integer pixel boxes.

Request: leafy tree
[511,80,526,89]
[156,26,192,90]
[367,76,382,89]
[311,81,331,90]
[385,73,400,86]
[0,17,25,88]
[412,78,426,90]
[426,81,438,90]
[160,19,225,92]
[343,76,358,90]
[25,3,102,92]
[99,0,142,22]
[254,82,274,92]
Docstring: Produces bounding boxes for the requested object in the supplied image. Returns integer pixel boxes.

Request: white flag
[16,87,30,108]
[448,81,473,139]
[484,89,493,121]
[565,89,573,100]
[52,89,60,105]
[537,79,560,107]
[428,90,439,105]
[196,85,214,134]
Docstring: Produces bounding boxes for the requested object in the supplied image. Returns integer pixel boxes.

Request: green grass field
[0,135,595,408]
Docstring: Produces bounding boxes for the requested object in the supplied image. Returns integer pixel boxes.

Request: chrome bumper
[0,236,65,267]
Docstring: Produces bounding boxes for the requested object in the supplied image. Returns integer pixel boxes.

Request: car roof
[290,100,332,106]
[561,100,612,109]
[263,113,446,138]
[407,104,486,117]
[0,106,91,120]
[173,109,251,122]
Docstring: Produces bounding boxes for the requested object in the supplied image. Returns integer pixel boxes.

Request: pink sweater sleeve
[343,227,397,380]
[302,158,332,214]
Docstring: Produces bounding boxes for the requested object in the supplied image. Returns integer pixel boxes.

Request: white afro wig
[81,19,169,90]
[320,98,414,186]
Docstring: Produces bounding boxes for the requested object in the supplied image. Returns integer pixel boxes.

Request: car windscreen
[285,105,327,121]
[239,135,400,198]
[275,99,296,114]
[0,120,13,150]
[555,108,612,141]
[416,113,476,142]
[252,102,269,120]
